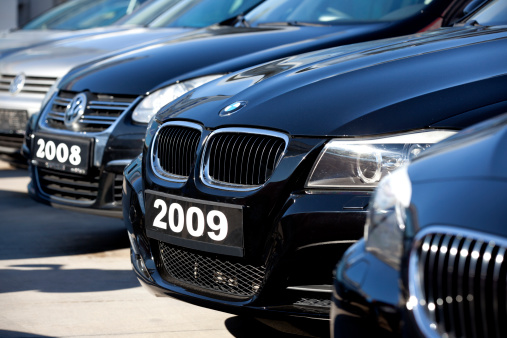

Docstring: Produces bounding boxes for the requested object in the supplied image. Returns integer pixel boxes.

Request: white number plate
[145,190,244,257]
[32,133,92,175]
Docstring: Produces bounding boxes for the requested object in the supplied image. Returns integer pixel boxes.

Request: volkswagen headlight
[364,166,411,269]
[132,74,224,124]
[306,130,455,189]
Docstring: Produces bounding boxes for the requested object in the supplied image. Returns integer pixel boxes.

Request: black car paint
[332,117,507,333]
[26,0,472,217]
[154,27,507,136]
[124,24,507,319]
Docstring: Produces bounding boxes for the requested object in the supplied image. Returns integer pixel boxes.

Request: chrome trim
[40,93,141,136]
[296,240,357,251]
[200,127,289,192]
[408,226,507,338]
[287,285,333,293]
[106,159,135,167]
[150,121,203,183]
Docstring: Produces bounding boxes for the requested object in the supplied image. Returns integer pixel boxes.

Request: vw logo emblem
[219,101,247,117]
[9,73,25,95]
[65,93,87,127]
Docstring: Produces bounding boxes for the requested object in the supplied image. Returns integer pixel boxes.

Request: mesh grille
[0,109,28,133]
[154,125,201,178]
[159,242,265,298]
[37,167,99,202]
[44,91,136,132]
[0,74,56,95]
[412,231,507,337]
[205,132,285,187]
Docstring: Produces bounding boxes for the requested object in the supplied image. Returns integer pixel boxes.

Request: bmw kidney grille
[153,125,202,179]
[152,124,287,189]
[410,228,507,338]
[203,130,286,188]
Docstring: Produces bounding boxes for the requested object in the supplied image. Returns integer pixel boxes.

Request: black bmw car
[25,0,479,218]
[122,1,507,318]
[332,112,507,337]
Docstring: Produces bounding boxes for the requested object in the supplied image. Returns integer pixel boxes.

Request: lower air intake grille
[203,130,286,187]
[410,229,507,338]
[159,242,265,298]
[0,134,24,149]
[37,167,99,202]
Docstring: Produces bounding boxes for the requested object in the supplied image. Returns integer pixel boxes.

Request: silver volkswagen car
[0,0,262,166]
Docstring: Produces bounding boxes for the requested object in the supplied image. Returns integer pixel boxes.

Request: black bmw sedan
[332,113,507,337]
[122,2,507,318]
[24,0,479,218]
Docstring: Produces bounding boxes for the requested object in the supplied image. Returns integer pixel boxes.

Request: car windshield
[22,0,148,30]
[147,0,263,27]
[243,0,436,26]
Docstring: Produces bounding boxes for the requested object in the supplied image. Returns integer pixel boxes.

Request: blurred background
[0,0,67,30]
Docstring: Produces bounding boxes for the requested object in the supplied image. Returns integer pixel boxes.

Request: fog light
[133,253,152,281]
[128,233,153,281]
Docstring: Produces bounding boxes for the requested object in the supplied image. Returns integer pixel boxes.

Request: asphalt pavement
[0,161,330,338]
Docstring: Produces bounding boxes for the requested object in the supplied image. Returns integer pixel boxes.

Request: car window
[148,0,262,27]
[244,0,436,25]
[22,0,147,30]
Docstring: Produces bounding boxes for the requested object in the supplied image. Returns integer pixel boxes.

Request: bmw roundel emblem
[9,73,26,95]
[65,93,87,127]
[219,101,247,117]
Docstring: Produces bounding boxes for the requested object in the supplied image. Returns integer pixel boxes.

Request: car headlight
[132,74,224,124]
[364,166,412,269]
[306,130,455,189]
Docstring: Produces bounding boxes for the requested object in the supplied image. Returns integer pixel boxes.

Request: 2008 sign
[153,199,228,241]
[36,138,82,165]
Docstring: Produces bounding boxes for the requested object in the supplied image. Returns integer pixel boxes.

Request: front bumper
[27,128,145,219]
[123,157,370,318]
[331,239,402,337]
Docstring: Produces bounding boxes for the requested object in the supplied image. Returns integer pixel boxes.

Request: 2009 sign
[145,190,244,256]
[153,199,228,241]
[36,138,82,165]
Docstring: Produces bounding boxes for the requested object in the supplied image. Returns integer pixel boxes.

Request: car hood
[0,26,135,57]
[60,23,389,94]
[155,25,507,137]
[0,27,194,78]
